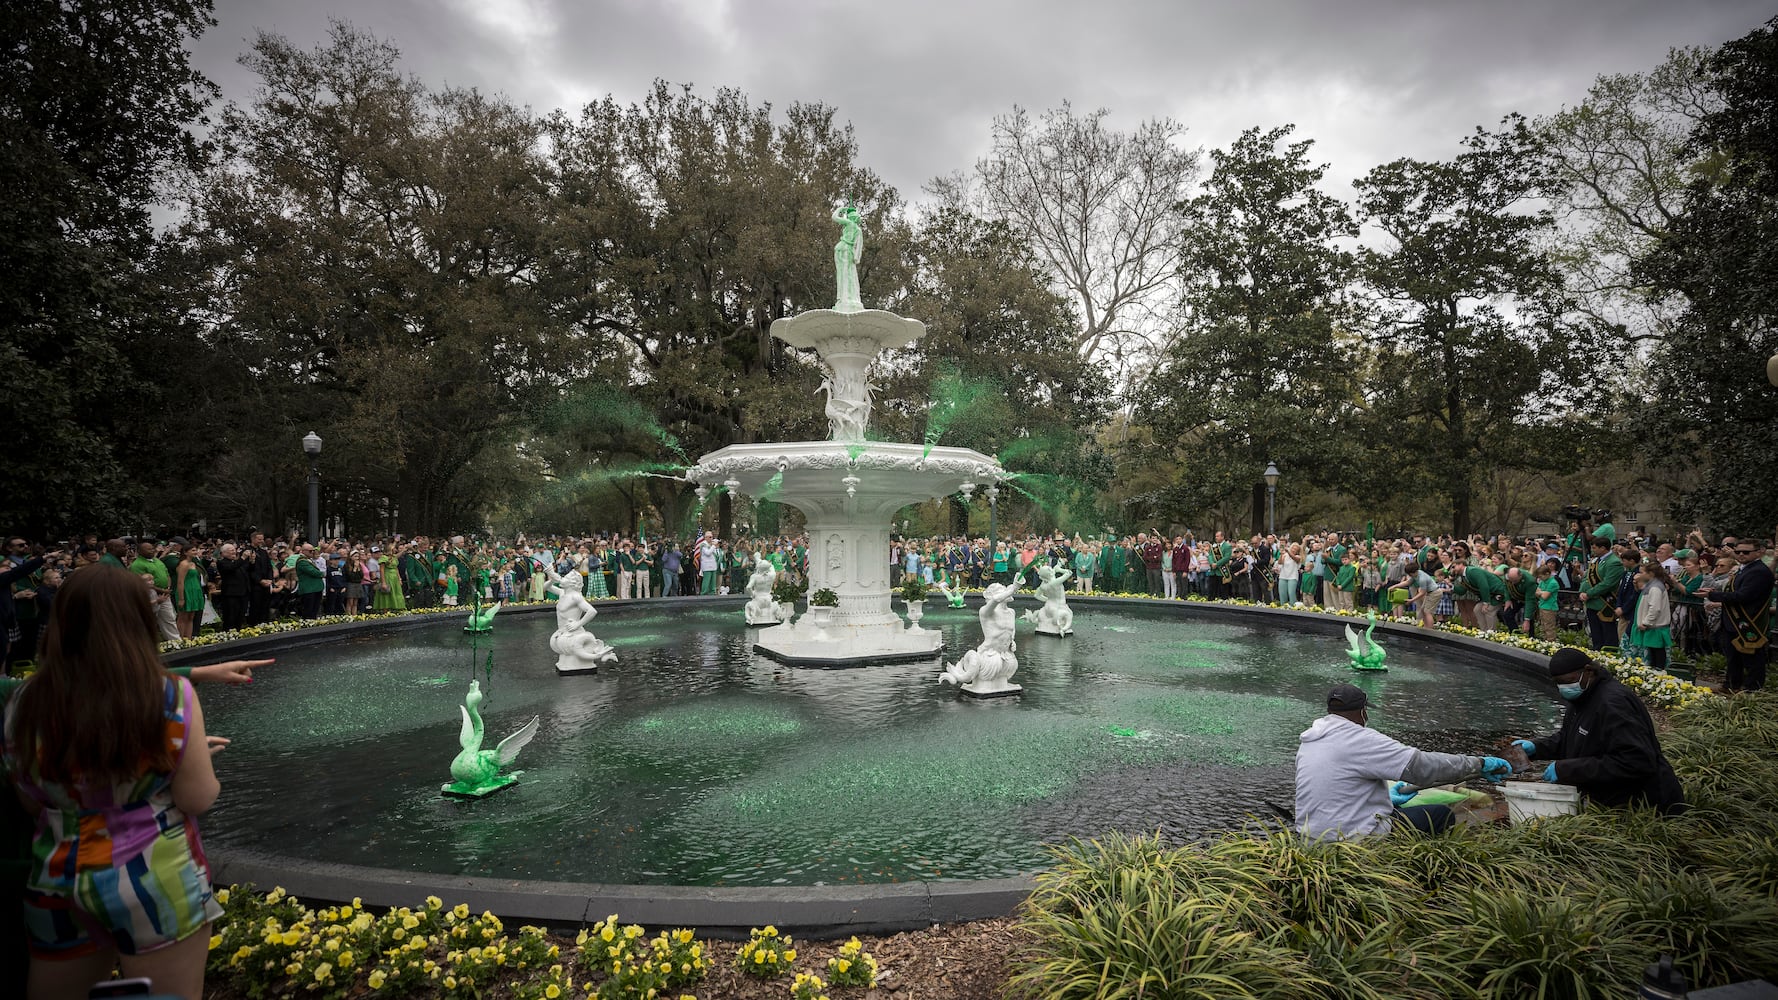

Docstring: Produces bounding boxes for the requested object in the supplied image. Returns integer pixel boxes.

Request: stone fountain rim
[166,595,1551,935]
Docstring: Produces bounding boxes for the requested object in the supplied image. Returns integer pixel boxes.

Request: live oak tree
[0,0,218,535]
[1134,125,1362,535]
[172,23,557,535]
[1635,17,1778,535]
[1354,116,1600,537]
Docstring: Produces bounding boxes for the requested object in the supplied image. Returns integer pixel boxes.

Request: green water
[196,602,1559,886]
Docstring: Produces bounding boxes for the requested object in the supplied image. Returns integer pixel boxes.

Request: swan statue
[463,601,503,633]
[442,679,539,797]
[1345,611,1388,671]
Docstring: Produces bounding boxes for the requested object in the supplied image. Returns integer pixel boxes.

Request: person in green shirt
[1581,535,1626,650]
[1456,563,1507,631]
[129,541,178,642]
[294,543,326,619]
[1532,560,1561,641]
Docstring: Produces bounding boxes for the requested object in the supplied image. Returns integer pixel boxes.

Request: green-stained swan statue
[1344,611,1388,671]
[463,601,502,633]
[442,679,538,797]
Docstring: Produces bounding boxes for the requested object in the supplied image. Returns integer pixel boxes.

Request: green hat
[1675,548,1695,559]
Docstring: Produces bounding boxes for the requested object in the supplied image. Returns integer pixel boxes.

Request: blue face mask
[1557,681,1585,700]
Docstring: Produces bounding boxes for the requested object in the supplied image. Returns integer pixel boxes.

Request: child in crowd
[1532,559,1560,641]
[442,565,460,606]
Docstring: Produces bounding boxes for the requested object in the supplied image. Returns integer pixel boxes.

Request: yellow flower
[208,935,221,951]
[754,951,766,964]
[453,903,471,919]
[576,929,589,946]
[783,948,796,962]
[337,950,354,967]
[427,895,443,909]
[280,930,302,947]
[444,976,457,990]
[763,925,778,936]
[313,962,333,981]
[601,926,615,942]
[368,969,387,989]
[676,929,695,944]
[545,986,561,999]
[392,928,406,941]
[216,889,231,905]
[835,958,850,973]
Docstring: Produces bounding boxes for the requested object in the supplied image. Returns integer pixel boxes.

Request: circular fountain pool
[193,601,1559,888]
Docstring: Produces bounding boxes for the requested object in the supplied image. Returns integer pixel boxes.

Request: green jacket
[1459,565,1507,604]
[1581,553,1625,611]
[295,556,326,595]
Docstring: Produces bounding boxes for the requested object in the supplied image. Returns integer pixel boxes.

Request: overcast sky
[189,0,1772,203]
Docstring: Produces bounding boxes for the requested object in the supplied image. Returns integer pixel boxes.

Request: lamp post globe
[303,431,323,544]
[1263,461,1280,536]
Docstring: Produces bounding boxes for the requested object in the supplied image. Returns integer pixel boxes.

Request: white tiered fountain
[687,204,1005,666]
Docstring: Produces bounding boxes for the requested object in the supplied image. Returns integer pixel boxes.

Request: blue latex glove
[1511,739,1536,755]
[1388,781,1415,807]
[1480,756,1512,783]
[1542,762,1558,782]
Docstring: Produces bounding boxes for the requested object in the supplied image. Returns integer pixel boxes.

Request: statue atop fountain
[1023,562,1074,636]
[743,554,784,626]
[541,561,617,675]
[832,202,864,313]
[939,582,1022,697]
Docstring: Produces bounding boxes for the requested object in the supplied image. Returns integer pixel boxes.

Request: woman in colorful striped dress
[2,566,227,1000]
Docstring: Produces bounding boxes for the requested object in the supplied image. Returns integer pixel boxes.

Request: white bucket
[1502,781,1580,823]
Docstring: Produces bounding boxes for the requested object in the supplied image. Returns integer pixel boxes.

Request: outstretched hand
[190,659,273,685]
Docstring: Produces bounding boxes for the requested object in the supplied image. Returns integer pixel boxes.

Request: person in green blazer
[295,543,326,619]
[1581,535,1626,650]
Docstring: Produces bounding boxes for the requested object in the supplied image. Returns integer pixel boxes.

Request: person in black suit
[1701,536,1775,693]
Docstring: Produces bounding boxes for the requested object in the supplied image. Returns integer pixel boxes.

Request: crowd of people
[2,520,1772,690]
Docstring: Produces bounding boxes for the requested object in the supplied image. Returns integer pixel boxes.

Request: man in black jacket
[1511,648,1685,814]
[246,530,274,625]
[214,542,252,631]
[1700,536,1774,693]
[0,543,45,666]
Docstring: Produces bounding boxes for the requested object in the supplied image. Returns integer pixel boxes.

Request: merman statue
[1345,611,1388,671]
[541,560,617,675]
[463,601,502,633]
[939,582,1022,697]
[1022,561,1074,636]
[441,679,538,798]
[743,554,783,626]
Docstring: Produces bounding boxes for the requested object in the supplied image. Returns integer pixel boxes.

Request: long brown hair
[11,566,176,785]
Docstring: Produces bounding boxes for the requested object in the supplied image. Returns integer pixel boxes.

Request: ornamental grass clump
[735,925,796,977]
[1013,692,1778,999]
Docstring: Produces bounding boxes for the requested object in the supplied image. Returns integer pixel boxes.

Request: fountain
[686,205,1005,666]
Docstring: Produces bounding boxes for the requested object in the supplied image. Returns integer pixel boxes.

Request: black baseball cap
[1327,684,1369,712]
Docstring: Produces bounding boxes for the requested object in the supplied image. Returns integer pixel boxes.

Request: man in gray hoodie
[1295,684,1511,840]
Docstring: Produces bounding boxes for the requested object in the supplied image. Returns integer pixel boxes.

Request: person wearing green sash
[1458,563,1507,631]
[1208,533,1233,600]
[1101,539,1122,593]
[1699,537,1774,693]
[1581,535,1626,650]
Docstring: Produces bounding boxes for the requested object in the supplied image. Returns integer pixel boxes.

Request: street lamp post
[303,431,323,543]
[1263,461,1280,536]
[986,482,1000,572]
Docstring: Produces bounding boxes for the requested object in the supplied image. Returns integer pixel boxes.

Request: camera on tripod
[1560,505,1612,524]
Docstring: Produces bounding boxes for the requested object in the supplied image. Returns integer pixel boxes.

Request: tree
[0,0,218,535]
[1635,17,1778,535]
[1540,46,1721,348]
[172,23,557,534]
[1354,116,1600,536]
[933,103,1200,378]
[1133,125,1362,534]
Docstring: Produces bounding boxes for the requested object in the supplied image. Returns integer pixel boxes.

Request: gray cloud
[196,0,1772,201]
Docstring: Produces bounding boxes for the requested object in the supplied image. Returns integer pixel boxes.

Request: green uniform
[1582,553,1625,615]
